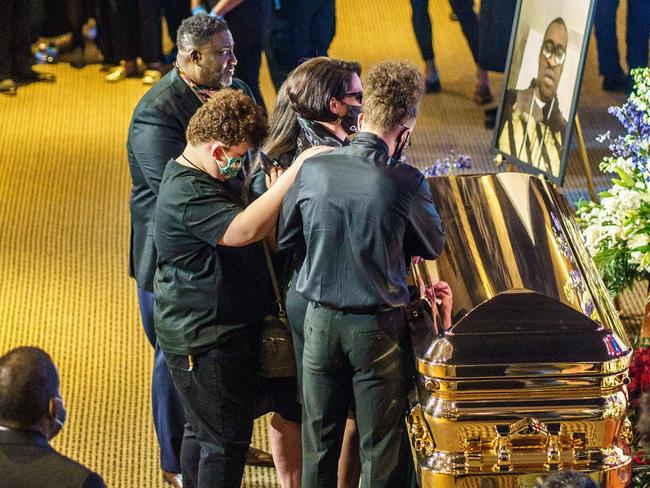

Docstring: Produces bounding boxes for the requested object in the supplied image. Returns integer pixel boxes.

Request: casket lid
[413,173,631,379]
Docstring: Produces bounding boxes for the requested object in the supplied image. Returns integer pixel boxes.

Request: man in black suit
[0,347,105,488]
[126,14,266,487]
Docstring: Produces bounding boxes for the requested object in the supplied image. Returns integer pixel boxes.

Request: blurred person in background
[410,0,492,104]
[0,0,55,95]
[106,0,190,84]
[265,0,336,91]
[594,0,650,92]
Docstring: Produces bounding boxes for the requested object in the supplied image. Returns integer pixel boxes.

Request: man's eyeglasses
[541,41,566,65]
[345,92,363,104]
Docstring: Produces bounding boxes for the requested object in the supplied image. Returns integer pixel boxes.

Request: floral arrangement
[421,149,472,177]
[576,68,650,295]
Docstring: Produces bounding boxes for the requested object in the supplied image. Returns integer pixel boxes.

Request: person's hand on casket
[427,281,453,331]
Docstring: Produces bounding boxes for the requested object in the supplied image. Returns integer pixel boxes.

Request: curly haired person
[153,89,327,487]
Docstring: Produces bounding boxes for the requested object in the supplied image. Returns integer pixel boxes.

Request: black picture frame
[491,0,597,186]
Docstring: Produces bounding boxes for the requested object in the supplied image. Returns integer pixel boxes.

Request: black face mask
[340,102,362,135]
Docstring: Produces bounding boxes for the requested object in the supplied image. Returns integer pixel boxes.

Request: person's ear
[47,396,66,439]
[190,49,202,65]
[48,397,58,420]
[357,112,365,130]
[210,143,226,164]
[329,96,343,117]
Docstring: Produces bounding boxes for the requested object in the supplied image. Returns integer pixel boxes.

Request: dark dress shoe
[162,471,182,488]
[14,70,56,84]
[484,107,498,130]
[69,47,87,69]
[0,78,17,95]
[425,77,441,93]
[602,73,628,92]
[245,446,274,467]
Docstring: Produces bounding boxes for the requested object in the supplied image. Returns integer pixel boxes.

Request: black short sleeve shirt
[153,160,272,355]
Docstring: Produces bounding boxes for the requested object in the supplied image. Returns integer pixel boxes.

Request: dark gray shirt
[154,160,272,355]
[277,132,445,311]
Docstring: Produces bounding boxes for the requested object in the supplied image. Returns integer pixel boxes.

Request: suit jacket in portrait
[0,428,105,488]
[497,80,567,178]
[127,69,252,291]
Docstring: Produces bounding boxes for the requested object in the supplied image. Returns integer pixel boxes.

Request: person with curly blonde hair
[153,89,328,487]
[278,60,446,487]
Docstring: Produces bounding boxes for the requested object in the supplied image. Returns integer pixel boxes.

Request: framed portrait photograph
[492,0,596,185]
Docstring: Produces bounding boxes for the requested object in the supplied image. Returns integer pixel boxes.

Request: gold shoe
[105,65,139,82]
[142,69,161,85]
[0,79,17,95]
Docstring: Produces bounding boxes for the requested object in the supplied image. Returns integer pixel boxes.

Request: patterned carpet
[0,1,643,487]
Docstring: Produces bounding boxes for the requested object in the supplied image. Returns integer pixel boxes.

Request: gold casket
[407,173,632,488]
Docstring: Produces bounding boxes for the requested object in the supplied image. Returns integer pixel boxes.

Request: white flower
[630,251,644,265]
[613,157,635,174]
[601,196,619,214]
[583,226,606,252]
[617,188,642,212]
[603,225,625,241]
[628,233,650,250]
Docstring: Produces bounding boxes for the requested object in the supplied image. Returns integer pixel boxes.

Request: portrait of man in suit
[497,17,568,179]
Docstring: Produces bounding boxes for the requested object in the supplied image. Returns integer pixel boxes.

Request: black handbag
[259,241,297,378]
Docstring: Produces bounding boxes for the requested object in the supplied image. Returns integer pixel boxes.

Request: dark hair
[362,60,424,132]
[0,347,59,427]
[186,89,268,148]
[541,470,599,488]
[259,81,300,169]
[177,14,229,52]
[286,57,362,123]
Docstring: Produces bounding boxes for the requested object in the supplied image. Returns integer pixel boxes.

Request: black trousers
[0,0,33,79]
[301,303,410,488]
[165,328,260,488]
[410,0,480,64]
[163,0,190,46]
[223,0,272,112]
[265,0,335,91]
[111,0,163,64]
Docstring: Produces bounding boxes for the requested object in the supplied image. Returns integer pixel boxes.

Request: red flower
[633,449,649,465]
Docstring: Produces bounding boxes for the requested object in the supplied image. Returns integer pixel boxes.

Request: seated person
[0,346,106,488]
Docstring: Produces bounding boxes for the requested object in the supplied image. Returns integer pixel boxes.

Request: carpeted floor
[0,1,644,487]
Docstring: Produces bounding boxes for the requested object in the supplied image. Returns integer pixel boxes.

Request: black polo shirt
[277,132,446,311]
[153,160,272,355]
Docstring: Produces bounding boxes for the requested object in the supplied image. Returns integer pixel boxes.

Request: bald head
[0,347,59,428]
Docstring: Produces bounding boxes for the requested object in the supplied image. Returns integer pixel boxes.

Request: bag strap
[262,240,286,316]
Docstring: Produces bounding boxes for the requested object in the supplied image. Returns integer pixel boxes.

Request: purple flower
[421,150,472,176]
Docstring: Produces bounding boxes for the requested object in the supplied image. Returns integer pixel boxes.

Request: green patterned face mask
[219,148,245,179]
